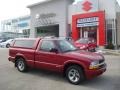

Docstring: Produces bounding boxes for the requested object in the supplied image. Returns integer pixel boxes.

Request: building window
[106,19,116,45]
[107,29,112,43]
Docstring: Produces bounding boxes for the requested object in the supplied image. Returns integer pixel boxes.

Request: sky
[0,0,45,21]
[0,0,120,21]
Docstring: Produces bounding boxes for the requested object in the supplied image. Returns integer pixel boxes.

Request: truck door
[35,40,62,72]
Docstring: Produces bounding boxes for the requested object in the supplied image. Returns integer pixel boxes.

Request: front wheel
[66,65,85,85]
[6,44,10,48]
[16,58,27,72]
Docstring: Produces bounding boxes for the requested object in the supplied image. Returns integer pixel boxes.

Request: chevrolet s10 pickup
[8,37,106,85]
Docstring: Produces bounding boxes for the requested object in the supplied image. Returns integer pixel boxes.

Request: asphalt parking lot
[0,48,120,90]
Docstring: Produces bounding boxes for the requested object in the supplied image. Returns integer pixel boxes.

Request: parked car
[0,38,8,43]
[0,39,13,48]
[8,38,106,85]
[74,38,97,52]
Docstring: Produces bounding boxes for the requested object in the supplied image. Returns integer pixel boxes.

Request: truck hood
[65,50,103,61]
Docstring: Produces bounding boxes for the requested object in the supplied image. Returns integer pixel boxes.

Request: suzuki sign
[73,0,99,14]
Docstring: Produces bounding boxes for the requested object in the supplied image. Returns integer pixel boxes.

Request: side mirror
[50,48,58,54]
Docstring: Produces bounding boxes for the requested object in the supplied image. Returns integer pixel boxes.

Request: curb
[100,49,120,56]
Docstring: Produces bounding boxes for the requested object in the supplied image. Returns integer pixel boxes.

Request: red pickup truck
[8,38,106,85]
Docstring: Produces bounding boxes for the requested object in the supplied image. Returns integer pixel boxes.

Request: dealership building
[1,16,30,38]
[28,0,120,48]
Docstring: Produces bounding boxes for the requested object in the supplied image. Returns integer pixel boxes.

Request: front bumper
[85,64,106,79]
[8,56,15,63]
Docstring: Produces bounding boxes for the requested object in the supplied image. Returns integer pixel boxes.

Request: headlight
[89,61,99,69]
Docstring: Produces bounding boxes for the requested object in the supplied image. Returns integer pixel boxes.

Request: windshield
[76,39,89,44]
[58,40,77,52]
[5,39,13,43]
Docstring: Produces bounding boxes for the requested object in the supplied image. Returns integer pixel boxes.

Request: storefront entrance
[80,26,97,41]
[72,11,105,46]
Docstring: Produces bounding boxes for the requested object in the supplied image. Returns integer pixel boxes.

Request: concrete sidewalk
[96,49,120,56]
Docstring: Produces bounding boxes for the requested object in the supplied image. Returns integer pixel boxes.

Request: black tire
[90,48,96,52]
[66,65,85,85]
[88,48,96,52]
[93,48,96,52]
[15,58,27,72]
[6,44,10,48]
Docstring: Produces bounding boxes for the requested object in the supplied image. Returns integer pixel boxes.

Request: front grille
[99,59,104,64]
[99,64,105,68]
[98,59,105,69]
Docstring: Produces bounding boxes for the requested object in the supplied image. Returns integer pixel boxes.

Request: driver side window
[40,40,55,52]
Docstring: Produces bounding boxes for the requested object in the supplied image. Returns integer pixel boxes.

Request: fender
[15,53,35,68]
[63,60,88,70]
[15,53,27,61]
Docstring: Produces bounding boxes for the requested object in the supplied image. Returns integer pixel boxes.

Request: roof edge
[27,0,52,8]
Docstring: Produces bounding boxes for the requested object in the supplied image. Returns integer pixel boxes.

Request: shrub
[105,43,114,49]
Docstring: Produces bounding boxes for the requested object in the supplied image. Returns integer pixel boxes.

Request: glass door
[81,26,97,41]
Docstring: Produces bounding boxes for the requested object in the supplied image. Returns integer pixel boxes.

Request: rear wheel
[16,58,27,72]
[89,48,96,52]
[92,48,96,52]
[66,65,85,85]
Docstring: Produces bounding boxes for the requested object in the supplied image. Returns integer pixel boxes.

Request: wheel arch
[15,55,26,67]
[63,60,86,77]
